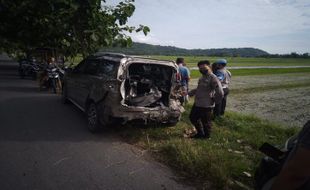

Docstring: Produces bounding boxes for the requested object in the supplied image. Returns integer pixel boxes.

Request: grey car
[62,53,184,132]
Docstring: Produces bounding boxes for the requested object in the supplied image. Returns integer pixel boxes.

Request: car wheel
[87,103,102,133]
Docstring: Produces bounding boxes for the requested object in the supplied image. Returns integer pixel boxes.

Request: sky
[109,0,310,54]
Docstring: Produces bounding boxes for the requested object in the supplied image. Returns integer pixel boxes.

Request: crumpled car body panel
[65,53,184,125]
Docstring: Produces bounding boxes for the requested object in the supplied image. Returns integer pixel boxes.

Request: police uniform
[189,73,223,138]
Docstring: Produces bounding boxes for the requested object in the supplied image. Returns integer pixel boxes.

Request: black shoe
[190,133,205,139]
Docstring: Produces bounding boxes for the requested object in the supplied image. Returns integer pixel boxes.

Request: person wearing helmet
[213,59,231,117]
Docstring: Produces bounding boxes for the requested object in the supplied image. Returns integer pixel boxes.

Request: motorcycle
[39,67,62,94]
[254,135,297,190]
[18,58,42,80]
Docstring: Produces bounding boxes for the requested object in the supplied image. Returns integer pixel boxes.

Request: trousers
[214,88,229,116]
[189,105,212,137]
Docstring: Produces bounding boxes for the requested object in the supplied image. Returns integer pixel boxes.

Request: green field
[69,55,310,67]
[120,103,298,189]
[190,67,310,78]
[150,56,310,67]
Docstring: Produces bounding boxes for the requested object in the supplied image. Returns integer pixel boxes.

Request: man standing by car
[176,58,190,105]
[213,59,231,117]
[188,60,223,138]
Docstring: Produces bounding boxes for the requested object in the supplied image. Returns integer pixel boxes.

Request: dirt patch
[189,73,310,127]
[229,73,310,90]
[228,86,310,127]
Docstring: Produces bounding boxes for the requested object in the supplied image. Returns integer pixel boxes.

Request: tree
[0,0,149,58]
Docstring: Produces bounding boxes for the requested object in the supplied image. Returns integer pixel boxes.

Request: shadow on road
[0,86,40,93]
[0,94,119,142]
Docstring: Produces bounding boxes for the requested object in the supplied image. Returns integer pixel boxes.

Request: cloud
[130,33,176,46]
[126,0,310,53]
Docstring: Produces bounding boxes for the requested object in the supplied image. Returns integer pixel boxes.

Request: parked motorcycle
[254,135,297,190]
[18,58,42,80]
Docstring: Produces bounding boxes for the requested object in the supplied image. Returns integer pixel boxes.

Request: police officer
[188,60,223,138]
[214,59,231,117]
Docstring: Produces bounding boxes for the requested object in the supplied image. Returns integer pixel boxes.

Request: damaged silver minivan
[62,52,184,132]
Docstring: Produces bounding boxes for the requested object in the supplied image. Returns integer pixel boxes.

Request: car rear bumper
[104,103,183,124]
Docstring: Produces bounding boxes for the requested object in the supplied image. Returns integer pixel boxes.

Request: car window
[73,60,87,74]
[97,60,119,79]
[85,59,99,75]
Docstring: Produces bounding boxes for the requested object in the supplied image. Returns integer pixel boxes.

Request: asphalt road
[0,58,192,190]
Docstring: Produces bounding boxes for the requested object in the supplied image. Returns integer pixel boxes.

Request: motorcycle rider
[271,120,310,190]
[39,57,57,91]
[188,60,223,138]
[213,59,231,117]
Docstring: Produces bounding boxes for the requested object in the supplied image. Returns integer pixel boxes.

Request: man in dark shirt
[176,58,190,105]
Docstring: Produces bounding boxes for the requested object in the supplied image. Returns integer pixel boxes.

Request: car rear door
[66,60,87,104]
[75,59,100,108]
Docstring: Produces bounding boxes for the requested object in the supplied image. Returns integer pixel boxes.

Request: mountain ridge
[101,42,270,57]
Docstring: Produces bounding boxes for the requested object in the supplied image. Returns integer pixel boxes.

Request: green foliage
[0,0,149,58]
[120,107,298,189]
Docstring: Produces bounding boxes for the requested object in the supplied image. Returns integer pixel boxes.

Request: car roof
[88,52,176,67]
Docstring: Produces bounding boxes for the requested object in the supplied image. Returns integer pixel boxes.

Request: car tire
[87,102,102,133]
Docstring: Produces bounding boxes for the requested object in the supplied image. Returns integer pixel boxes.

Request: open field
[150,55,310,67]
[68,55,310,67]
[190,67,310,78]
[190,72,310,127]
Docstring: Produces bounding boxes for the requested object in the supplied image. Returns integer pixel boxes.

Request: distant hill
[101,42,269,57]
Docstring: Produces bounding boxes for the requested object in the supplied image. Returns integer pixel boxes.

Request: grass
[150,56,310,67]
[190,67,310,78]
[68,55,310,68]
[119,103,299,189]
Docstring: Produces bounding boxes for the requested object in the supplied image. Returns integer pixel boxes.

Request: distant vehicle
[62,52,184,132]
